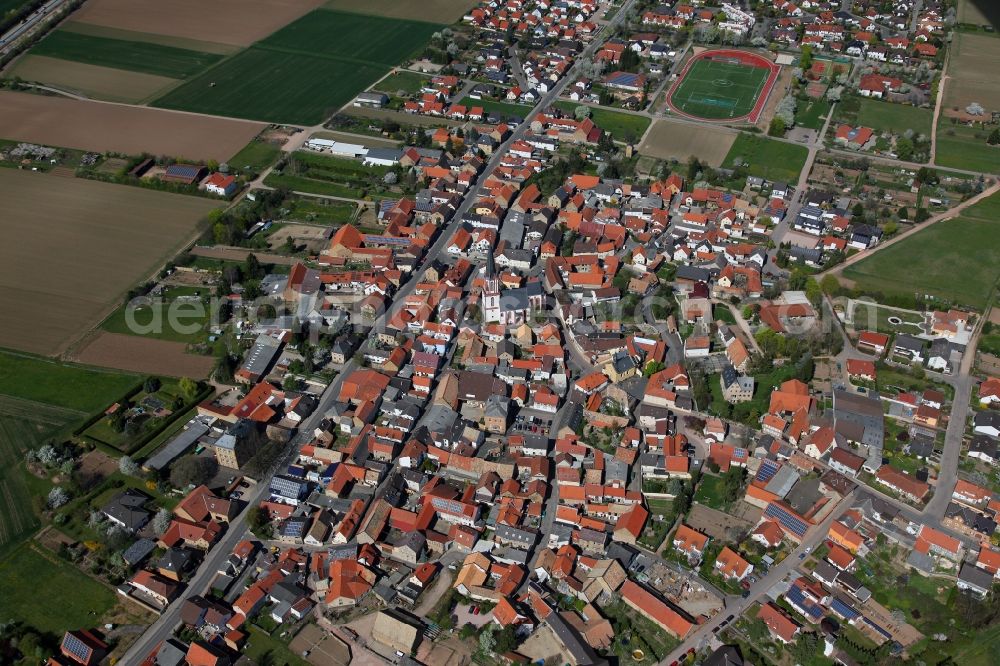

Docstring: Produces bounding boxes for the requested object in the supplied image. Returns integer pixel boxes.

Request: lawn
[724,133,808,183]
[100,293,212,344]
[554,101,651,141]
[0,544,116,634]
[849,97,933,136]
[265,172,365,199]
[670,57,771,120]
[374,70,427,95]
[935,120,1000,174]
[842,191,1000,309]
[244,626,309,666]
[794,97,830,130]
[693,474,727,510]
[228,139,282,173]
[460,96,533,119]
[0,351,139,413]
[850,302,925,335]
[30,29,222,78]
[282,197,357,225]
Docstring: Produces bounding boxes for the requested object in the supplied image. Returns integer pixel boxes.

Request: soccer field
[669,55,772,120]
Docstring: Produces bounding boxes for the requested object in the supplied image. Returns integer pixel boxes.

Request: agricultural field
[958,0,1000,26]
[0,169,221,356]
[70,0,327,47]
[638,118,737,165]
[29,29,223,78]
[837,96,933,136]
[154,9,442,124]
[723,133,808,182]
[323,0,480,23]
[154,48,387,125]
[73,333,214,378]
[7,56,179,104]
[936,30,1000,173]
[668,52,774,121]
[842,191,1000,309]
[0,91,264,162]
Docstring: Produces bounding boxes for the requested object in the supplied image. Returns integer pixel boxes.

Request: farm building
[204,172,237,197]
[354,92,389,108]
[161,163,207,185]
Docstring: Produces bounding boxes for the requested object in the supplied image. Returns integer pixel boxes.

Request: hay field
[0,169,220,356]
[324,0,478,23]
[8,55,177,103]
[73,333,214,378]
[0,91,264,161]
[70,0,327,47]
[638,118,737,166]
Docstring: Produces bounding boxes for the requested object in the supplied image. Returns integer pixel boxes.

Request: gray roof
[365,147,403,162]
[241,334,283,377]
[122,538,157,566]
[145,420,210,471]
[102,489,152,531]
[959,562,995,591]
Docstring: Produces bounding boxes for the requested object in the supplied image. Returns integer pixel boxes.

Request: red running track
[665,49,780,125]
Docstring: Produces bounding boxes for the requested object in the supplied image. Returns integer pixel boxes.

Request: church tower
[482,251,502,323]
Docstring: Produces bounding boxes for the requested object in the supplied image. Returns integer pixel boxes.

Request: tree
[882,221,899,237]
[119,455,141,477]
[768,116,786,136]
[48,487,70,509]
[896,136,914,161]
[643,360,665,377]
[799,45,813,72]
[178,377,199,399]
[989,129,1000,145]
[169,455,218,488]
[143,377,161,393]
[246,506,271,535]
[493,626,517,654]
[915,207,930,223]
[820,274,842,295]
[574,105,591,121]
[152,507,172,535]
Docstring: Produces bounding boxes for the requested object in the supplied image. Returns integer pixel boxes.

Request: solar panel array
[61,632,94,663]
[786,585,824,620]
[764,502,809,538]
[830,597,860,620]
[756,459,781,483]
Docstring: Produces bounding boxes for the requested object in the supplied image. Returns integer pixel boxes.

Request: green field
[693,474,728,510]
[842,191,1000,308]
[229,139,282,173]
[554,102,651,140]
[31,29,222,78]
[264,172,365,199]
[0,351,139,413]
[850,302,926,334]
[373,70,428,95]
[460,96,533,119]
[101,288,212,344]
[260,10,439,66]
[0,396,77,556]
[935,120,1000,173]
[724,133,808,182]
[154,48,387,125]
[837,96,933,136]
[794,98,830,130]
[670,57,771,120]
[154,9,441,124]
[283,197,357,225]
[0,544,117,633]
